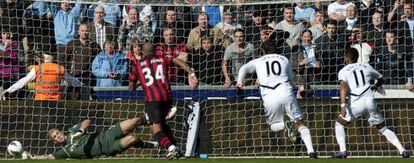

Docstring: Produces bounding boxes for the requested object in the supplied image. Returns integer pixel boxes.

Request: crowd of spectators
[0,0,413,100]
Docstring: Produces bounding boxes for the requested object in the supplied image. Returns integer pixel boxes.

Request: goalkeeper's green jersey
[53,123,103,159]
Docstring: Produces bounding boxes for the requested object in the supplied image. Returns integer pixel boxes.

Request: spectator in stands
[387,0,405,23]
[394,2,413,53]
[126,39,142,66]
[313,0,327,12]
[155,28,188,84]
[88,6,116,49]
[156,7,187,44]
[215,12,243,47]
[87,0,122,27]
[271,7,306,47]
[53,1,85,46]
[375,30,413,86]
[65,24,100,100]
[25,1,54,64]
[340,4,360,32]
[190,37,224,85]
[118,8,139,52]
[350,26,373,63]
[253,26,272,56]
[309,11,326,42]
[245,11,267,46]
[0,26,19,96]
[222,29,254,89]
[138,5,157,33]
[354,0,384,24]
[124,12,155,54]
[367,12,389,48]
[187,12,223,51]
[2,46,82,101]
[92,41,127,87]
[203,1,222,27]
[315,20,346,84]
[327,0,353,22]
[294,1,316,23]
[291,29,320,99]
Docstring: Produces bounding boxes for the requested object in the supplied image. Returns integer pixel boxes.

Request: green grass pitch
[1,158,413,163]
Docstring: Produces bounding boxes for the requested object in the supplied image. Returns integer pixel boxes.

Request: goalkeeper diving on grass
[21,116,175,160]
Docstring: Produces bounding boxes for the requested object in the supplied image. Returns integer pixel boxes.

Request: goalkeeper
[24,117,161,160]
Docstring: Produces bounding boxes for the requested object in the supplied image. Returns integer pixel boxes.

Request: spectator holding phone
[92,41,127,87]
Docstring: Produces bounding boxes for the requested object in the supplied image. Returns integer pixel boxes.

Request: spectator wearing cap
[92,41,127,87]
[87,6,116,49]
[2,47,82,101]
[270,6,306,47]
[215,12,243,47]
[154,28,188,84]
[187,12,223,51]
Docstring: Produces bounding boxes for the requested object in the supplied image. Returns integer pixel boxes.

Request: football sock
[270,122,284,132]
[380,127,405,154]
[162,123,176,145]
[335,122,347,152]
[154,131,172,149]
[298,126,315,154]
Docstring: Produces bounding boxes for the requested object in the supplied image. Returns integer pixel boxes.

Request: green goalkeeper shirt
[53,123,103,159]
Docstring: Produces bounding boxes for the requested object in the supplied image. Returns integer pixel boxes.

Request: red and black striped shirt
[129,54,173,102]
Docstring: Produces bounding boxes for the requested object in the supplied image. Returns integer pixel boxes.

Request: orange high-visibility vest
[34,62,65,101]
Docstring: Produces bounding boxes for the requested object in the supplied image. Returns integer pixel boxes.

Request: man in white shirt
[333,48,409,158]
[328,0,353,22]
[235,40,317,159]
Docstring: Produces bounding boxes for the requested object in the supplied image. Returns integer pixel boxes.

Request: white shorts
[343,95,384,126]
[262,87,303,125]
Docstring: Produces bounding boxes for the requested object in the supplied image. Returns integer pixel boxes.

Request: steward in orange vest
[2,54,82,101]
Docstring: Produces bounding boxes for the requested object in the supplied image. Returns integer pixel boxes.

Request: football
[7,141,23,156]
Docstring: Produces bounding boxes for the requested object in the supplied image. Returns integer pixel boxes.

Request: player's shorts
[98,123,125,156]
[261,85,303,125]
[145,100,172,124]
[343,95,384,126]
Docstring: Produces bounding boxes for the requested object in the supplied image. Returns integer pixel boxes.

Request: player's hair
[344,47,359,63]
[142,41,153,53]
[260,40,277,55]
[48,128,59,140]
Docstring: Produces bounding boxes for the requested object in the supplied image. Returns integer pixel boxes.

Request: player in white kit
[332,48,409,158]
[236,40,317,159]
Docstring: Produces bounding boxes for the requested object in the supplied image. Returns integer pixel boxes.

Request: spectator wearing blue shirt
[53,1,84,45]
[92,41,127,87]
[294,1,315,23]
[87,0,122,28]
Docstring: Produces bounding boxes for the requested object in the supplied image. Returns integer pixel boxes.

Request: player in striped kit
[332,48,409,158]
[235,40,317,158]
[129,42,198,159]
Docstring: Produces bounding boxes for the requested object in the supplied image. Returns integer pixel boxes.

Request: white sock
[380,128,406,154]
[168,145,176,152]
[335,122,347,152]
[270,122,284,132]
[298,126,315,154]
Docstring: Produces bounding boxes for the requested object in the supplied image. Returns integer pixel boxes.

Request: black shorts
[145,100,172,124]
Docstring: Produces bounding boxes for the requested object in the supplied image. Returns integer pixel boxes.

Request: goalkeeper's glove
[72,129,85,142]
[21,151,36,160]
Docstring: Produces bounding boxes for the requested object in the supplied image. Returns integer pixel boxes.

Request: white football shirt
[237,54,293,95]
[338,62,382,97]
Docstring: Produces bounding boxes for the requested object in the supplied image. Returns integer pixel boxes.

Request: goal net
[0,0,413,159]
